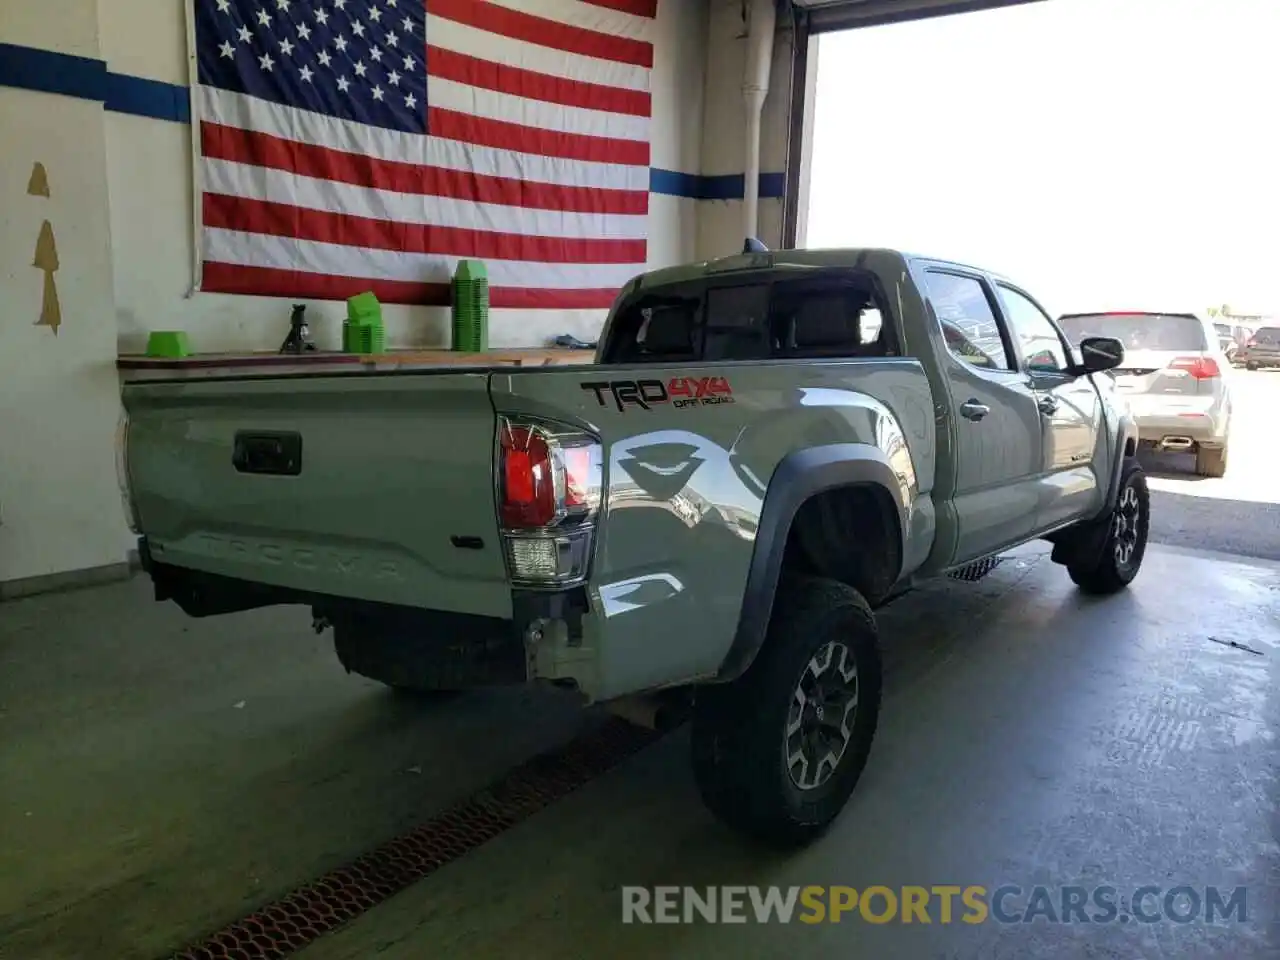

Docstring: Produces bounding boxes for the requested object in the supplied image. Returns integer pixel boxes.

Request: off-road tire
[1246,361,1258,371]
[691,576,882,847]
[1195,443,1228,478]
[1068,460,1149,594]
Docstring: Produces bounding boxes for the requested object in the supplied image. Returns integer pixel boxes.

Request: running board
[946,556,1007,583]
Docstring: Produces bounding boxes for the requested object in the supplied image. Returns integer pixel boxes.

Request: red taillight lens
[500,425,555,528]
[1169,356,1220,379]
[563,446,593,509]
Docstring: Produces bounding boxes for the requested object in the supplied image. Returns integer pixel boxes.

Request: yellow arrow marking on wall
[33,219,61,335]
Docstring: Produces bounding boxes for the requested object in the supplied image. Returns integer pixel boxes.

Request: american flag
[193,0,656,309]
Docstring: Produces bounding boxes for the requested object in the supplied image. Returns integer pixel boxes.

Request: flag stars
[317,49,332,66]
[353,60,367,77]
[255,8,271,26]
[370,47,383,62]
[334,0,346,8]
[274,0,289,10]
[336,75,351,92]
[386,0,396,7]
[215,0,231,12]
[299,64,314,82]
[404,92,416,109]
[236,24,252,42]
[279,37,294,56]
[218,40,235,58]
[369,7,381,21]
[402,53,414,70]
[351,20,365,37]
[297,22,310,39]
[315,8,328,24]
[371,85,384,101]
[385,31,397,47]
[387,68,400,86]
[258,52,275,71]
[401,15,413,32]
[334,34,348,51]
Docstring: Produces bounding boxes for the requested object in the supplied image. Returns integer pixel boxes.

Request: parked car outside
[1236,325,1280,371]
[1058,311,1232,477]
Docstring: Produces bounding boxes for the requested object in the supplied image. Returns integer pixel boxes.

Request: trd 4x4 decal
[581,376,735,412]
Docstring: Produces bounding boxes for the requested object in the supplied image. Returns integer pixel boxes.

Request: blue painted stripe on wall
[104,71,191,123]
[0,41,107,102]
[0,41,783,201]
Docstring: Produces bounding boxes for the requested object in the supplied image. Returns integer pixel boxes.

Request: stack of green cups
[451,260,489,352]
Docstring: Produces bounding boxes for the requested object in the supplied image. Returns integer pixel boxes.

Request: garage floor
[3,537,1278,959]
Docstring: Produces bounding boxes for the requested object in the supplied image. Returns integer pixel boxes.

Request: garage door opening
[792,0,1280,558]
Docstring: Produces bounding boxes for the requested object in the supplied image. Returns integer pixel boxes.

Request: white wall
[102,0,709,354]
[0,31,134,580]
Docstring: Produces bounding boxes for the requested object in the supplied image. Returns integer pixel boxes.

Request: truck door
[993,283,1104,530]
[922,270,1045,563]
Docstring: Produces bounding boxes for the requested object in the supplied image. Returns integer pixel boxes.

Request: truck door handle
[959,400,990,421]
[1037,396,1059,416]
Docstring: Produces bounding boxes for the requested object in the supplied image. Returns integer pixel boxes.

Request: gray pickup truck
[120,246,1146,846]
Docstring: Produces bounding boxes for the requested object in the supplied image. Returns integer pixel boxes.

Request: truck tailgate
[122,372,511,617]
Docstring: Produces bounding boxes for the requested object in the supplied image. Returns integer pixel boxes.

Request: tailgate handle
[232,432,302,476]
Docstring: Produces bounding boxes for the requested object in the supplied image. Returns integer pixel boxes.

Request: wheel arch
[715,444,907,683]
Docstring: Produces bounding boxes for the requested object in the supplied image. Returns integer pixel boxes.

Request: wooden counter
[117,348,596,382]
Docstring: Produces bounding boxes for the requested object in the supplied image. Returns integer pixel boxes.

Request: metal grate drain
[170,718,661,960]
[947,555,1007,583]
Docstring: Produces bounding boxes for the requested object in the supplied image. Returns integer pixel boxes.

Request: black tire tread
[1068,460,1149,595]
[691,575,882,847]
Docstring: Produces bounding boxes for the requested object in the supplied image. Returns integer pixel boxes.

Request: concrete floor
[2,368,1278,960]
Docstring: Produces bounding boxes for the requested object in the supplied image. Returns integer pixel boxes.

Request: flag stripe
[428,0,654,68]
[199,87,650,191]
[580,0,659,18]
[201,261,623,309]
[204,193,648,263]
[428,75,648,142]
[204,229,643,288]
[429,106,649,166]
[425,14,650,92]
[426,45,651,117]
[201,124,650,218]
[492,0,658,41]
[202,159,649,240]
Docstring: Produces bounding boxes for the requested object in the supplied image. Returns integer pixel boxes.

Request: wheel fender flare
[1097,414,1138,520]
[715,444,907,683]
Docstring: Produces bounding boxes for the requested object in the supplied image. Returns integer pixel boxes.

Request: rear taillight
[1168,356,1220,380]
[496,417,602,586]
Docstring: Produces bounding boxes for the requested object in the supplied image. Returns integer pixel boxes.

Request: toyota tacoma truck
[119,246,1146,847]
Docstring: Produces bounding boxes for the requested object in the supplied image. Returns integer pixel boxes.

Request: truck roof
[629,247,1009,295]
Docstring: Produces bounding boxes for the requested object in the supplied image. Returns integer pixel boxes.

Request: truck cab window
[703,284,771,361]
[769,283,892,359]
[605,295,701,363]
[996,284,1069,373]
[925,271,1013,371]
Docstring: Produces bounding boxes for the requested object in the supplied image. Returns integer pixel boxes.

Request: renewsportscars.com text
[621,885,1248,925]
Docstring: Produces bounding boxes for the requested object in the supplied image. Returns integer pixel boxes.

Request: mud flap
[1049,513,1112,569]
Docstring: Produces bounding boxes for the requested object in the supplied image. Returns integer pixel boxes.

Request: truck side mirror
[1077,336,1125,374]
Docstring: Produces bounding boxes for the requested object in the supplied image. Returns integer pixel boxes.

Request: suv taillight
[497,416,602,586]
[1169,356,1220,380]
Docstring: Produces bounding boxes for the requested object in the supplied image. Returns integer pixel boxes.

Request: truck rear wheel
[691,576,882,847]
[1068,460,1149,594]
